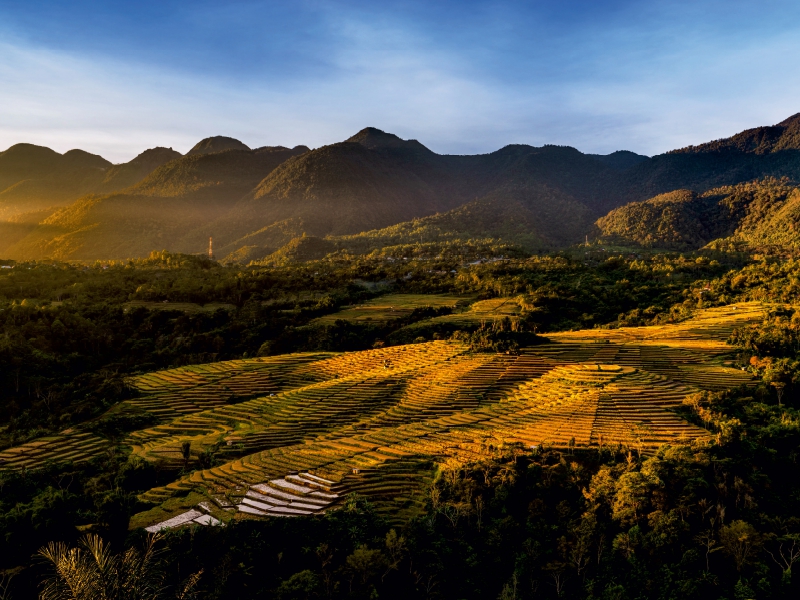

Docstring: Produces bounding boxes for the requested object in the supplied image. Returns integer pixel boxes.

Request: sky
[1,0,800,162]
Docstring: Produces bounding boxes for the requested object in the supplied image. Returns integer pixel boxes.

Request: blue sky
[1,0,799,162]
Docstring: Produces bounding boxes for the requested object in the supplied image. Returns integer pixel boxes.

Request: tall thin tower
[208,237,214,260]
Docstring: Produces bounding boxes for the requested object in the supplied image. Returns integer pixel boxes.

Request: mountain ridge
[4,114,800,261]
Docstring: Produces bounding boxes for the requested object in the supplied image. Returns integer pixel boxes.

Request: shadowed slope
[194,135,621,257]
[94,147,183,194]
[588,150,649,170]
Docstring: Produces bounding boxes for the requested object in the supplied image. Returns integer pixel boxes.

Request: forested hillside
[671,112,800,154]
[3,115,800,262]
[595,178,800,251]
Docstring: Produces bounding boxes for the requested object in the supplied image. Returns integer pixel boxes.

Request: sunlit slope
[595,179,800,251]
[546,302,764,351]
[313,295,523,329]
[0,301,769,526]
[671,112,800,154]
[132,353,719,525]
[0,145,181,221]
[0,145,111,218]
[0,147,181,256]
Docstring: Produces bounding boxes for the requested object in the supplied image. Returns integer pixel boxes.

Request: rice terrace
[0,298,763,531]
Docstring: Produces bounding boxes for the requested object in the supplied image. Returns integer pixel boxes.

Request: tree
[612,471,655,525]
[276,570,320,600]
[695,529,722,572]
[38,532,202,600]
[345,545,387,593]
[180,442,191,471]
[719,520,762,574]
[770,381,786,407]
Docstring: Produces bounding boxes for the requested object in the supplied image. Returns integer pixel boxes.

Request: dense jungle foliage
[3,249,800,599]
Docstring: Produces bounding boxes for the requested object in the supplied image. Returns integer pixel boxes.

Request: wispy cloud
[0,1,799,162]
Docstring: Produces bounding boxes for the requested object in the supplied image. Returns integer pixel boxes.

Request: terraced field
[0,301,772,530]
[311,293,470,325]
[123,301,237,313]
[418,297,523,327]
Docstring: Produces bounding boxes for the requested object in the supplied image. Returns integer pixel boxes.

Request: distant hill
[0,144,112,218]
[186,136,251,157]
[595,178,800,251]
[6,145,308,260]
[0,143,181,222]
[93,147,182,194]
[5,113,800,261]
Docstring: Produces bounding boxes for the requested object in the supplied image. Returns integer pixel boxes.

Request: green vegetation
[596,178,800,251]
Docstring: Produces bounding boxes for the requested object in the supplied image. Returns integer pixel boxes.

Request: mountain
[595,178,800,250]
[93,147,183,193]
[0,144,112,218]
[5,114,800,261]
[179,135,459,255]
[188,136,626,259]
[0,143,185,255]
[5,144,309,260]
[0,144,182,220]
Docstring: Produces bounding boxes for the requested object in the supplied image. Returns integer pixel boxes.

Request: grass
[0,299,774,529]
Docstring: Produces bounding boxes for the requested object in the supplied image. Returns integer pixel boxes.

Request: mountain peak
[346,128,430,152]
[588,150,650,170]
[186,136,250,157]
[62,149,112,169]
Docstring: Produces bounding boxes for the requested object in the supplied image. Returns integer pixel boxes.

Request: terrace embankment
[0,301,771,530]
